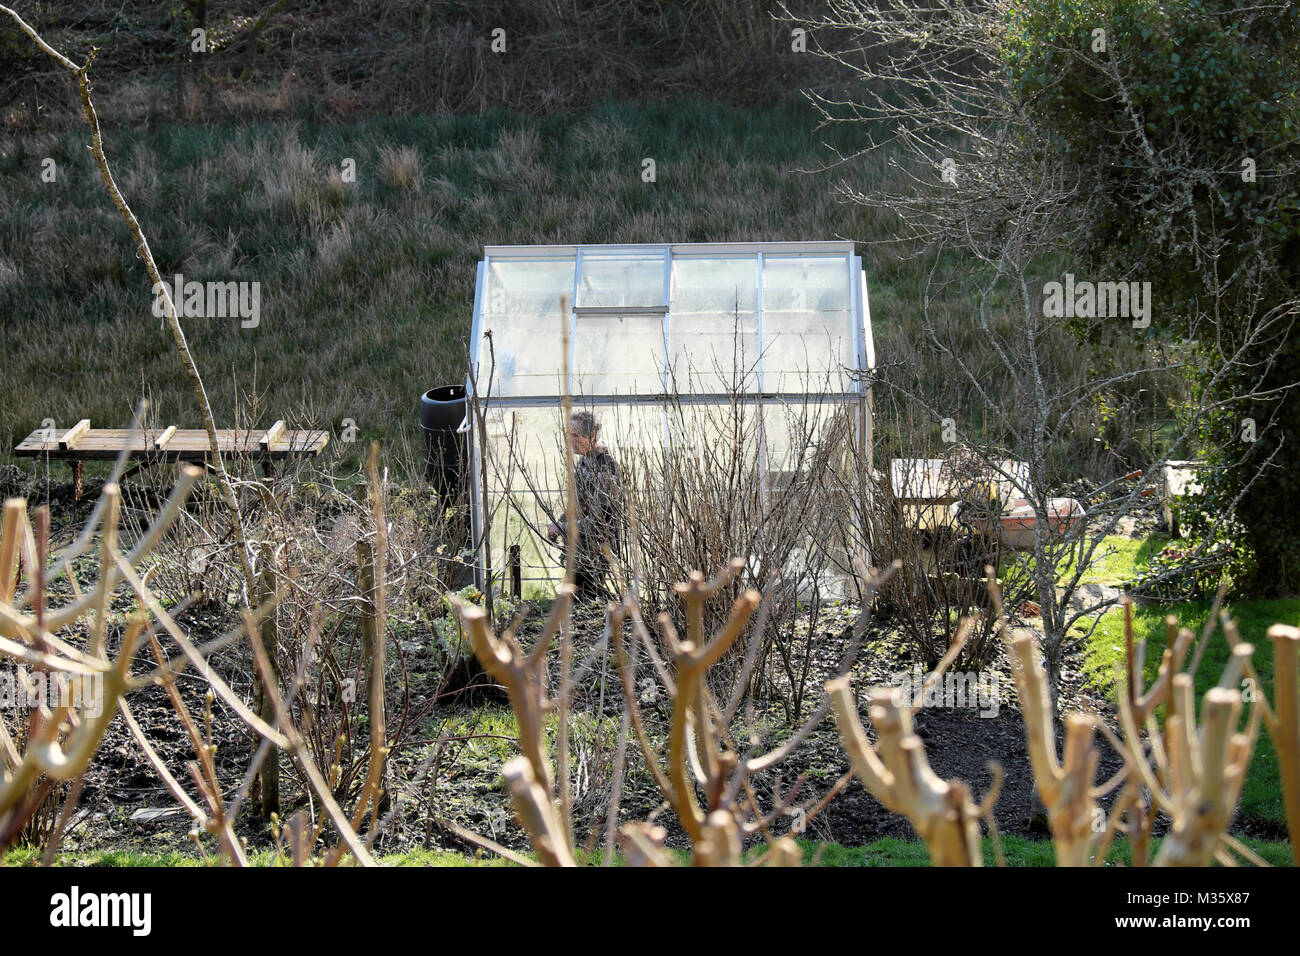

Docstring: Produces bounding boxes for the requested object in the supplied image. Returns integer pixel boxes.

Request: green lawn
[1083,533,1168,586]
[1076,536,1300,828]
[806,835,1293,867]
[4,834,1290,867]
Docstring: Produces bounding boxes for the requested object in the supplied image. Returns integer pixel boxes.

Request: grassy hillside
[1,99,908,473]
[2,96,1182,481]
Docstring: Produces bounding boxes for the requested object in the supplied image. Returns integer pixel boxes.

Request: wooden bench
[14,419,330,497]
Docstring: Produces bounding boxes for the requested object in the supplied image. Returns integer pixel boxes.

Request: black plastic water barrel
[420,385,467,500]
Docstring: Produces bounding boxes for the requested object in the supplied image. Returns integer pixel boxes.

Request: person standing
[547,411,623,599]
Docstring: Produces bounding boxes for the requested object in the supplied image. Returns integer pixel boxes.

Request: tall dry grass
[1,101,1177,488]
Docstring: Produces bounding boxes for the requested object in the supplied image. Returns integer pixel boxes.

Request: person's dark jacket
[557,446,623,569]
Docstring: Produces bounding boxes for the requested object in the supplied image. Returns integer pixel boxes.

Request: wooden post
[260,420,285,480]
[256,544,280,818]
[509,544,521,600]
[59,419,91,502]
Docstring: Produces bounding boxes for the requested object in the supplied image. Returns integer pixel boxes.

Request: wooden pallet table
[14,419,330,497]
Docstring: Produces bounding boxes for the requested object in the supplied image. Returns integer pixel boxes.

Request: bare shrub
[865,449,1036,671]
[621,394,858,707]
[453,556,890,866]
[0,467,213,855]
[119,436,482,828]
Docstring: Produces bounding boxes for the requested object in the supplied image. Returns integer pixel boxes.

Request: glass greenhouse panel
[760,310,854,393]
[669,257,760,394]
[483,258,575,396]
[668,315,760,393]
[577,252,666,308]
[762,255,854,393]
[482,491,564,595]
[483,406,569,499]
[670,256,759,312]
[762,255,851,312]
[572,312,666,395]
[483,403,667,589]
[661,401,762,474]
[481,405,569,591]
[591,402,669,457]
[762,398,856,481]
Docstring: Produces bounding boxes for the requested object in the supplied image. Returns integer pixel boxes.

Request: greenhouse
[463,240,876,593]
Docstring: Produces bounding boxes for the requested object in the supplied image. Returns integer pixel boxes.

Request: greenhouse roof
[469,241,874,402]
